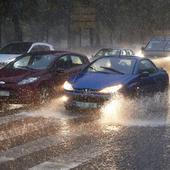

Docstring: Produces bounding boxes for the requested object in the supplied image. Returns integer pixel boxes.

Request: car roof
[4,41,54,46]
[97,55,145,61]
[23,50,87,58]
[151,36,170,41]
[97,48,133,51]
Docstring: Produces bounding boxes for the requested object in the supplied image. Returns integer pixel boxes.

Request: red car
[0,51,89,107]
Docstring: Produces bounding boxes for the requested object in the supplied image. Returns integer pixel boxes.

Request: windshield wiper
[89,66,98,72]
[100,66,124,75]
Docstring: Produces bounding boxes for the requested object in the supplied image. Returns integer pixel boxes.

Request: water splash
[100,92,169,127]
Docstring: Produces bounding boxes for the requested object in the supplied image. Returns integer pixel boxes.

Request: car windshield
[145,40,168,50]
[165,42,170,51]
[86,57,136,74]
[7,54,56,70]
[0,43,31,54]
[94,49,120,58]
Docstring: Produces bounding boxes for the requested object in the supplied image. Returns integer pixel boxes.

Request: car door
[52,54,88,94]
[137,59,158,95]
[69,55,88,76]
[54,55,72,83]
[51,55,72,94]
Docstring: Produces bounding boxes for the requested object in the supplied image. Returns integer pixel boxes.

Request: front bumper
[64,90,112,110]
[0,83,39,104]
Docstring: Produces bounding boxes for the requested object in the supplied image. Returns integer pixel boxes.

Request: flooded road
[0,57,170,169]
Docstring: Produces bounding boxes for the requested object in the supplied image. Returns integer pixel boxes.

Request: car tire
[64,105,76,113]
[162,88,169,104]
[0,103,9,111]
[37,86,52,105]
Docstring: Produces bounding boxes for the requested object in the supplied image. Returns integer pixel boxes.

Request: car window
[145,40,167,50]
[56,55,71,69]
[30,45,50,52]
[70,55,83,67]
[126,49,134,56]
[11,54,56,70]
[138,60,157,74]
[38,46,50,51]
[130,50,134,55]
[13,55,31,68]
[94,49,120,58]
[165,42,170,51]
[121,50,126,55]
[30,46,40,52]
[125,50,130,56]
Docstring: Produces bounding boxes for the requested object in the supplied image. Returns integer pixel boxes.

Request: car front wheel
[37,87,52,105]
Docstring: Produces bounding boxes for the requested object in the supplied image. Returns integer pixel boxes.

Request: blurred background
[0,0,170,51]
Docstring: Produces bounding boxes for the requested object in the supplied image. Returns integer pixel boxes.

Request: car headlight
[63,81,74,91]
[99,84,123,94]
[18,77,39,85]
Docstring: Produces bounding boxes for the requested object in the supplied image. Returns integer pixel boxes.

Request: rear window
[71,56,83,65]
[95,49,120,58]
[145,40,167,50]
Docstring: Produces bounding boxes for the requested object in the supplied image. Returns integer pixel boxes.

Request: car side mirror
[141,46,145,51]
[140,71,150,77]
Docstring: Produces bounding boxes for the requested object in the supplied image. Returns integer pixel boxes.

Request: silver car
[0,42,54,66]
[142,37,170,58]
[91,48,135,61]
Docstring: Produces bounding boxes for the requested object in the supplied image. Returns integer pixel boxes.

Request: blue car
[63,55,169,110]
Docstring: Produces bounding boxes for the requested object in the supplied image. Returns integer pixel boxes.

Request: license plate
[75,101,98,109]
[0,91,10,96]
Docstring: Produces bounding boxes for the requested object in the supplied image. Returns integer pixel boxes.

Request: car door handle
[56,68,64,73]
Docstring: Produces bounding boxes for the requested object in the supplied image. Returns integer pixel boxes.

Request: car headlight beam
[99,84,123,94]
[63,81,74,91]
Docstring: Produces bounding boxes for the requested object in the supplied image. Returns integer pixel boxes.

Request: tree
[0,0,9,46]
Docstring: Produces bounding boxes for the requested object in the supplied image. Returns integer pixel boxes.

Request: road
[0,57,170,170]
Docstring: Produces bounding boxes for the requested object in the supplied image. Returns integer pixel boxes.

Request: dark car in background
[0,51,89,108]
[142,37,170,58]
[91,48,135,61]
[0,42,54,66]
[64,55,169,110]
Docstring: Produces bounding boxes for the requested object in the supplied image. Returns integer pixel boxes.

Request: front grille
[67,91,109,103]
[74,88,98,94]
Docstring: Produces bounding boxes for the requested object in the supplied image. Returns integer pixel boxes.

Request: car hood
[71,72,132,90]
[0,54,21,64]
[0,68,46,83]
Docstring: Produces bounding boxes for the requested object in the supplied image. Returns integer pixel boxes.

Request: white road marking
[0,113,27,126]
[0,156,14,163]
[29,136,117,170]
[0,133,81,163]
[0,119,55,141]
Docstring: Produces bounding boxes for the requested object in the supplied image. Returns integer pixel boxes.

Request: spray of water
[11,56,170,128]
[153,56,170,74]
[100,92,169,127]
